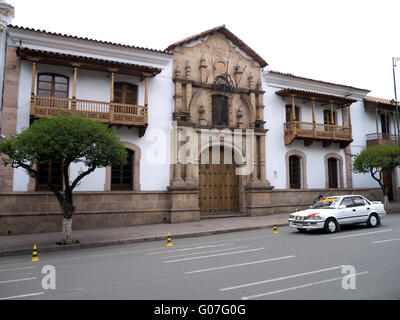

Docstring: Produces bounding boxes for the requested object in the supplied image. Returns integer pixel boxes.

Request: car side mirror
[338,205,346,209]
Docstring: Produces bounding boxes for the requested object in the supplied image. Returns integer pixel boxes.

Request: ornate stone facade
[168,29,272,217]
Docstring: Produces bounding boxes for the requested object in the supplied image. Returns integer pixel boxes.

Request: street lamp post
[392,57,400,147]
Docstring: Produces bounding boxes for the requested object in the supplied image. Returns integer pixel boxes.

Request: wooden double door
[199,148,240,214]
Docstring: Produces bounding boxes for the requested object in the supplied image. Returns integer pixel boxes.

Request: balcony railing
[366,133,398,146]
[284,121,352,147]
[30,95,148,127]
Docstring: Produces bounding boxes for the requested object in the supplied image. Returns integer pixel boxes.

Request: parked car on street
[288,195,386,233]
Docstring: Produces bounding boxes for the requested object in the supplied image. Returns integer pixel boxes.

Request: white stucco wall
[12,41,173,192]
[347,100,379,189]
[263,82,347,190]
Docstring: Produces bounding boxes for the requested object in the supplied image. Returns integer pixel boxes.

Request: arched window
[111,149,134,191]
[114,82,138,105]
[324,154,344,189]
[327,157,339,189]
[289,155,302,189]
[286,150,307,189]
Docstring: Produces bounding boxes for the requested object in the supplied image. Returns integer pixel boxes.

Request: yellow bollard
[273,223,279,234]
[30,244,40,262]
[166,232,173,247]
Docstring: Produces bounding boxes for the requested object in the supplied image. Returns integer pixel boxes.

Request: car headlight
[306,215,322,220]
[289,214,296,220]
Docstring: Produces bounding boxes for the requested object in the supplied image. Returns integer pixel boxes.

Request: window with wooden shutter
[289,155,301,189]
[37,73,69,108]
[36,159,63,192]
[285,104,300,122]
[328,157,339,188]
[114,82,138,105]
[324,110,337,132]
[212,94,229,126]
[111,149,134,191]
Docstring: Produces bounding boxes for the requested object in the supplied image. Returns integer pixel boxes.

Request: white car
[288,195,386,233]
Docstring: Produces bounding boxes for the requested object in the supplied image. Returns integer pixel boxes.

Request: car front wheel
[324,218,338,234]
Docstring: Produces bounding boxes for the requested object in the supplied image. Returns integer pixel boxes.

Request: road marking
[0,277,38,285]
[186,255,295,274]
[0,292,45,300]
[373,238,400,244]
[241,271,369,300]
[219,265,344,292]
[147,243,235,255]
[164,247,265,263]
[332,229,392,240]
[0,266,38,273]
[164,246,250,259]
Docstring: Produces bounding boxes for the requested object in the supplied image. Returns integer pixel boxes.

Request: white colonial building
[0,3,397,235]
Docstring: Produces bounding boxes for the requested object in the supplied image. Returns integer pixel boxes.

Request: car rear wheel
[367,214,379,228]
[324,218,338,234]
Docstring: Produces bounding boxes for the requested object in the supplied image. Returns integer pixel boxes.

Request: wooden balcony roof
[276,88,357,106]
[364,96,399,112]
[17,47,162,78]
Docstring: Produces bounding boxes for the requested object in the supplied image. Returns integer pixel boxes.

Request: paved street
[0,214,399,300]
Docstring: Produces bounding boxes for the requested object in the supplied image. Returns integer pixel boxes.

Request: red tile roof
[268,70,369,92]
[17,47,162,77]
[9,25,172,56]
[276,88,357,105]
[364,96,399,106]
[165,25,268,68]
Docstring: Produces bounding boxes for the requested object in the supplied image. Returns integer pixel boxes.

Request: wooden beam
[31,61,36,97]
[311,98,316,138]
[304,139,313,147]
[330,100,335,140]
[110,72,115,103]
[144,77,149,107]
[291,94,295,121]
[72,66,78,111]
[323,140,332,148]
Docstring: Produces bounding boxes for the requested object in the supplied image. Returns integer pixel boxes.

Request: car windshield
[311,197,340,209]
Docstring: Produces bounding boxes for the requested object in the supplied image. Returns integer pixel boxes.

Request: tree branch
[70,165,97,191]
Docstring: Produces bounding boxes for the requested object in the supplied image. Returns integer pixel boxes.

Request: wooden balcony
[366,133,398,147]
[284,121,353,148]
[30,95,148,132]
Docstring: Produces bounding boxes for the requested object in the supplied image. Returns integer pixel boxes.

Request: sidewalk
[0,213,290,258]
[1,202,400,258]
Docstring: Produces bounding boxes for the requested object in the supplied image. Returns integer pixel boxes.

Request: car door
[338,197,357,225]
[351,196,370,223]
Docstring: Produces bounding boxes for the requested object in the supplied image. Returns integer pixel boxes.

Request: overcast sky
[10,0,400,99]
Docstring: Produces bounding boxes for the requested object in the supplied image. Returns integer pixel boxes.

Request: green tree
[353,144,400,207]
[0,115,127,244]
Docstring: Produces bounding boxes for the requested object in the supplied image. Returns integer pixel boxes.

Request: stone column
[0,47,20,192]
[174,67,183,112]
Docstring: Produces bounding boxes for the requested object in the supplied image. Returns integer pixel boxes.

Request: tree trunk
[62,218,73,243]
[55,189,77,244]
[383,195,390,210]
[383,185,390,210]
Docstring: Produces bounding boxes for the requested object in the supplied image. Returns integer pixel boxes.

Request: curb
[0,222,289,258]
